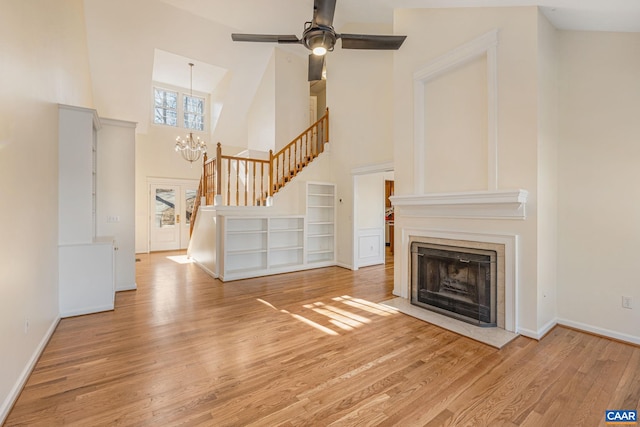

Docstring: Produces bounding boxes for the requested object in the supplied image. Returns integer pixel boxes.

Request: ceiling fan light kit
[231,0,407,81]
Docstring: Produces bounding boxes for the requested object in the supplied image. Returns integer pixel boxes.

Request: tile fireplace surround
[387,190,527,348]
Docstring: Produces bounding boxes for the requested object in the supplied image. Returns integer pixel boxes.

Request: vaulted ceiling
[83,0,640,146]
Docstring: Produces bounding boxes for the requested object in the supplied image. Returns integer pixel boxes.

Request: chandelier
[175,63,207,163]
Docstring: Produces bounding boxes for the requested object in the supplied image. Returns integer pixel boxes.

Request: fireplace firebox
[411,242,497,327]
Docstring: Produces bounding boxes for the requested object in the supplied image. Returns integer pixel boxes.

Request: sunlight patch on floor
[257,295,398,337]
[286,311,340,336]
[333,295,398,316]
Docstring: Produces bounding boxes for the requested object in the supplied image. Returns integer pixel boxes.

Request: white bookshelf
[217,183,337,281]
[224,218,268,275]
[221,216,305,281]
[269,217,304,268]
[306,182,336,265]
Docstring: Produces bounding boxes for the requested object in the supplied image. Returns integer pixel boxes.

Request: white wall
[327,23,395,268]
[424,56,489,192]
[536,11,559,332]
[97,119,137,290]
[393,7,542,335]
[247,48,309,154]
[274,49,309,152]
[248,52,276,153]
[0,0,94,421]
[557,31,640,343]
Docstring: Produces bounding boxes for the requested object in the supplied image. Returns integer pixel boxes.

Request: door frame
[350,162,394,271]
[147,177,199,253]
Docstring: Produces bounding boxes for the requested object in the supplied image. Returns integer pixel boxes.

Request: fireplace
[411,242,497,327]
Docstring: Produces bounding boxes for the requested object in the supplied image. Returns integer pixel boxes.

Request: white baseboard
[193,260,218,279]
[116,282,137,292]
[60,304,114,318]
[518,318,558,340]
[537,318,558,339]
[557,318,640,346]
[515,326,541,340]
[336,262,354,270]
[0,316,60,425]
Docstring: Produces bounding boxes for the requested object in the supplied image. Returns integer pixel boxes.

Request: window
[153,86,207,131]
[154,88,178,126]
[184,95,204,131]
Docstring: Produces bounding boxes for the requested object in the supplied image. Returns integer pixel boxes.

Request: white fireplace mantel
[390,189,528,219]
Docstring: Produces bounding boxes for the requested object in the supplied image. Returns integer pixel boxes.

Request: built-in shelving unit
[224,218,268,275]
[217,182,337,281]
[221,215,305,281]
[306,182,336,265]
[269,217,304,268]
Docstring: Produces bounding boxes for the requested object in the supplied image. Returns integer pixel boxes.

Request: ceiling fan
[231,0,407,81]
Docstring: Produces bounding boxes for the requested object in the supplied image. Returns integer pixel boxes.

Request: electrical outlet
[622,296,633,309]
[24,318,30,334]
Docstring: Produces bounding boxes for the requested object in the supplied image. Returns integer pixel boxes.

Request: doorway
[149,179,198,251]
[351,165,394,269]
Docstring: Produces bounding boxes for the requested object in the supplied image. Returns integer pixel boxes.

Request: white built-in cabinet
[221,216,304,281]
[217,182,336,281]
[58,105,136,316]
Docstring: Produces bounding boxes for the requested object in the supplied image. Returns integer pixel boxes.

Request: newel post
[268,149,274,198]
[202,152,208,202]
[215,142,222,197]
[325,107,329,144]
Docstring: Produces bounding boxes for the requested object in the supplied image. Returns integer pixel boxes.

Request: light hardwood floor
[5,249,640,426]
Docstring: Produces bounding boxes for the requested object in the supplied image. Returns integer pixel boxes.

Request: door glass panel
[185,189,197,225]
[155,188,176,228]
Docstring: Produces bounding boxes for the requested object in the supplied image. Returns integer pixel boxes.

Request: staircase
[190,108,329,235]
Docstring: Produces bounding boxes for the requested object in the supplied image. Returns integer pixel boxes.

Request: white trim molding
[390,189,528,220]
[413,29,499,194]
[351,161,394,176]
[558,318,640,346]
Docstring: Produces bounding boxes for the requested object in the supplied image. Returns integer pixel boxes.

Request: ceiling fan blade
[308,54,325,81]
[313,0,337,27]
[339,34,407,50]
[231,34,301,44]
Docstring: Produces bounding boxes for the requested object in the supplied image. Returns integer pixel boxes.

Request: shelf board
[226,265,266,274]
[227,249,267,255]
[269,246,304,252]
[309,193,334,197]
[269,261,304,269]
[227,230,267,235]
[308,234,334,238]
[307,249,334,255]
[270,228,304,233]
[308,205,334,208]
[308,221,334,225]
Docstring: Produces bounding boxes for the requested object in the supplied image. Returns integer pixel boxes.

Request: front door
[150,184,180,251]
[149,181,198,251]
